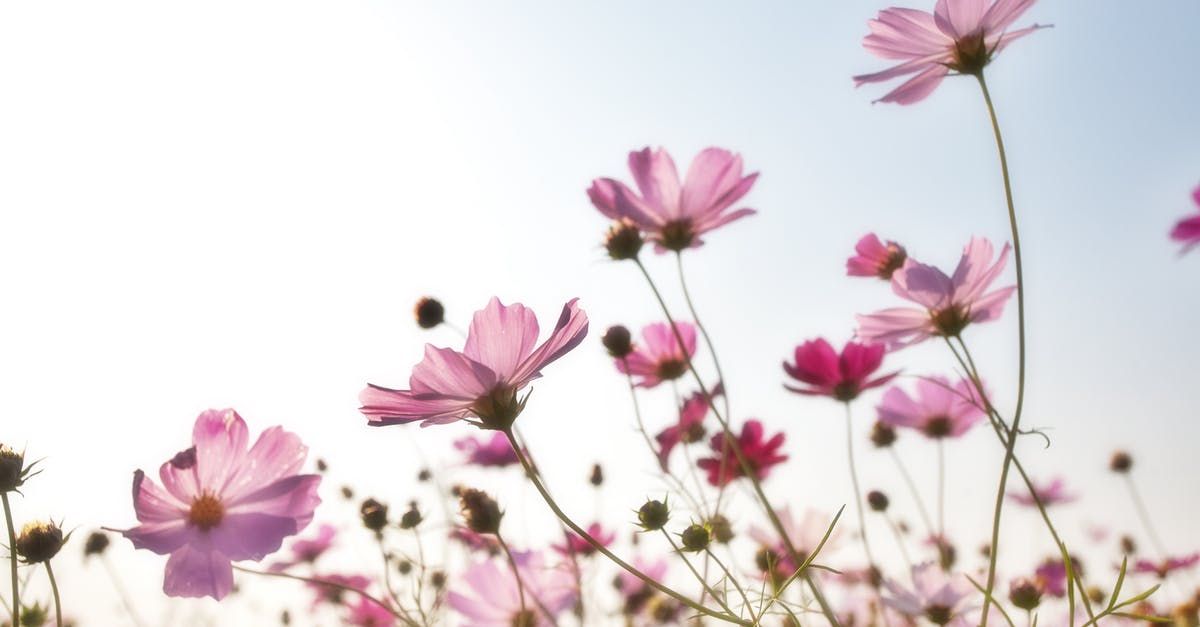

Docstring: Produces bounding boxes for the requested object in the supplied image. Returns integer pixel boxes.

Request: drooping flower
[696,420,788,487]
[453,432,521,468]
[857,236,1015,348]
[588,147,758,252]
[854,0,1047,105]
[616,322,697,388]
[1133,554,1200,579]
[360,297,588,430]
[783,338,897,402]
[447,551,578,627]
[269,523,337,572]
[848,233,908,279]
[120,409,322,600]
[655,384,722,471]
[552,522,615,558]
[1008,478,1076,508]
[748,506,844,577]
[1170,185,1200,254]
[883,563,978,625]
[877,376,986,439]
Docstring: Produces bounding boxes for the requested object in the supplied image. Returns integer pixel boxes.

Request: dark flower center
[923,416,953,438]
[878,246,907,279]
[950,31,991,75]
[924,603,954,626]
[833,381,860,402]
[472,386,526,430]
[658,219,695,251]
[189,492,225,531]
[931,305,971,337]
[656,359,688,382]
[511,610,537,627]
[682,421,707,444]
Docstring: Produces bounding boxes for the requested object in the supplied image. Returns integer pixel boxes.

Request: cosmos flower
[447,551,578,627]
[360,297,588,429]
[120,409,322,600]
[615,557,668,615]
[307,573,374,609]
[589,147,758,252]
[883,563,978,625]
[269,523,336,572]
[783,338,897,402]
[616,322,698,388]
[857,236,1015,348]
[1008,477,1076,508]
[1133,554,1200,579]
[854,0,1047,104]
[848,233,908,279]
[877,376,986,439]
[748,506,844,576]
[696,420,788,487]
[1170,185,1200,254]
[552,522,615,558]
[345,596,398,627]
[655,384,722,471]
[453,432,521,468]
[1033,558,1073,597]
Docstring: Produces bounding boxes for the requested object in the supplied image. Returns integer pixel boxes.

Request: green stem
[937,438,946,570]
[2,493,18,627]
[495,534,528,621]
[843,403,883,585]
[974,71,1028,627]
[234,565,420,626]
[887,448,936,539]
[45,561,62,627]
[707,549,759,624]
[661,529,736,618]
[1123,475,1169,558]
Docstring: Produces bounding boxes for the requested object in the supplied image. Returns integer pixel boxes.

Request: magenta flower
[616,321,697,388]
[448,551,578,627]
[748,506,844,576]
[360,297,588,429]
[120,409,322,600]
[552,522,615,558]
[588,147,758,252]
[1008,477,1076,507]
[1033,559,1071,597]
[696,420,788,487]
[848,233,908,279]
[1133,554,1200,579]
[453,432,521,468]
[883,563,978,625]
[346,596,398,627]
[1170,185,1200,254]
[857,236,1016,348]
[877,376,986,438]
[655,384,722,471]
[783,338,898,402]
[854,0,1047,105]
[269,523,336,572]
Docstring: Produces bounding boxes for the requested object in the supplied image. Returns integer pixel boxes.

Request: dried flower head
[459,488,503,535]
[16,521,65,564]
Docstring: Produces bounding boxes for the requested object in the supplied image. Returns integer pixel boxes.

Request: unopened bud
[360,498,389,532]
[430,570,446,589]
[399,504,423,530]
[637,499,670,531]
[870,422,897,448]
[867,490,889,512]
[679,524,710,552]
[602,326,634,359]
[589,463,604,487]
[0,445,27,493]
[414,297,445,329]
[604,220,644,261]
[340,485,354,500]
[707,514,733,544]
[459,488,503,535]
[83,531,110,558]
[1121,535,1137,555]
[15,521,65,564]
[1009,577,1042,610]
[1110,451,1133,473]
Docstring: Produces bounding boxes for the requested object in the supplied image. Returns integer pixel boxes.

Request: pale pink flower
[589,147,758,252]
[783,338,897,402]
[848,233,908,279]
[877,376,986,438]
[1008,477,1076,507]
[655,384,721,471]
[748,506,843,576]
[854,0,1047,105]
[1034,558,1073,597]
[120,409,322,600]
[1170,185,1200,254]
[308,573,373,608]
[269,523,336,572]
[616,557,668,613]
[857,236,1015,348]
[1133,553,1200,579]
[552,522,615,558]
[883,563,978,625]
[454,432,521,468]
[360,297,588,429]
[448,551,578,627]
[697,420,788,487]
[616,322,697,388]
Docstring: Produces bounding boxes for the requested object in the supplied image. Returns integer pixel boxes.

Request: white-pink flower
[447,551,578,627]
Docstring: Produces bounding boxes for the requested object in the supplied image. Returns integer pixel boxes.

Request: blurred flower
[783,338,897,402]
[749,506,843,576]
[269,523,336,572]
[83,531,110,558]
[307,573,373,609]
[453,433,521,468]
[877,376,986,438]
[449,526,502,555]
[883,563,977,625]
[848,233,908,279]
[616,322,697,388]
[588,147,758,253]
[1034,557,1079,597]
[1133,554,1200,579]
[615,557,667,615]
[345,596,397,627]
[360,297,588,429]
[697,420,788,487]
[854,0,1047,104]
[857,236,1015,348]
[655,385,721,470]
[1171,185,1200,254]
[553,522,614,558]
[1008,477,1076,508]
[447,551,578,627]
[120,409,322,600]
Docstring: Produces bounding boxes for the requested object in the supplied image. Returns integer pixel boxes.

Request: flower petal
[463,297,541,381]
[628,147,682,218]
[511,298,589,385]
[163,544,234,600]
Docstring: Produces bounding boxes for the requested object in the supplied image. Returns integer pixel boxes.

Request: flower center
[931,305,970,337]
[924,603,954,626]
[878,245,907,279]
[950,32,990,75]
[471,386,525,430]
[510,610,537,627]
[188,492,225,531]
[656,359,688,382]
[682,421,707,444]
[658,219,695,251]
[832,381,860,402]
[923,416,953,438]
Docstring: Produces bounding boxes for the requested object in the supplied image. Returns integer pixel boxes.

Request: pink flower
[848,233,908,279]
[448,551,578,627]
[696,420,788,487]
[616,322,697,388]
[269,523,336,572]
[748,506,843,576]
[308,573,373,608]
[783,338,897,402]
[654,384,722,471]
[1008,477,1076,507]
[120,409,322,600]
[360,297,588,429]
[552,522,615,558]
[1133,554,1200,579]
[1033,558,1073,597]
[616,557,668,614]
[854,0,1047,105]
[345,596,398,627]
[883,563,978,625]
[877,376,986,438]
[588,147,758,252]
[454,432,521,468]
[1170,185,1200,254]
[450,526,502,555]
[857,236,1016,348]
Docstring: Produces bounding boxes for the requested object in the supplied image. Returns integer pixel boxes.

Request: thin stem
[1123,476,1169,558]
[661,530,736,618]
[974,71,1028,627]
[843,403,883,587]
[495,534,528,619]
[45,561,62,627]
[887,448,936,539]
[1,493,18,627]
[234,565,419,627]
[100,555,147,627]
[707,549,759,624]
[377,537,406,611]
[411,526,431,626]
[501,429,747,625]
[937,438,946,566]
[884,515,915,573]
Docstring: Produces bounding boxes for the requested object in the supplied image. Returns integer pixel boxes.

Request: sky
[1,1,1198,625]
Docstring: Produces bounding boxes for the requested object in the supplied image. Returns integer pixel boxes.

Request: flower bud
[1009,577,1042,610]
[15,521,65,564]
[417,468,432,482]
[869,422,897,448]
[1120,535,1137,555]
[360,498,389,532]
[601,326,634,359]
[867,490,889,512]
[459,488,503,535]
[637,499,670,531]
[604,220,644,261]
[1110,451,1133,474]
[679,524,710,552]
[430,570,446,589]
[397,560,413,575]
[0,445,28,493]
[414,297,445,329]
[83,531,110,558]
[315,458,328,473]
[340,485,355,500]
[707,514,733,544]
[589,463,604,487]
[399,504,423,530]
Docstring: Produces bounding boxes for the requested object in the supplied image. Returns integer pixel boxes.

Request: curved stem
[661,530,736,618]
[495,534,528,620]
[1,493,18,627]
[887,448,935,539]
[707,549,759,624]
[500,429,747,625]
[974,71,1028,627]
[45,561,62,627]
[234,565,419,627]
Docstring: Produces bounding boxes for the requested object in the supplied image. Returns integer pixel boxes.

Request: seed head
[360,498,389,532]
[459,488,503,535]
[15,521,65,564]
